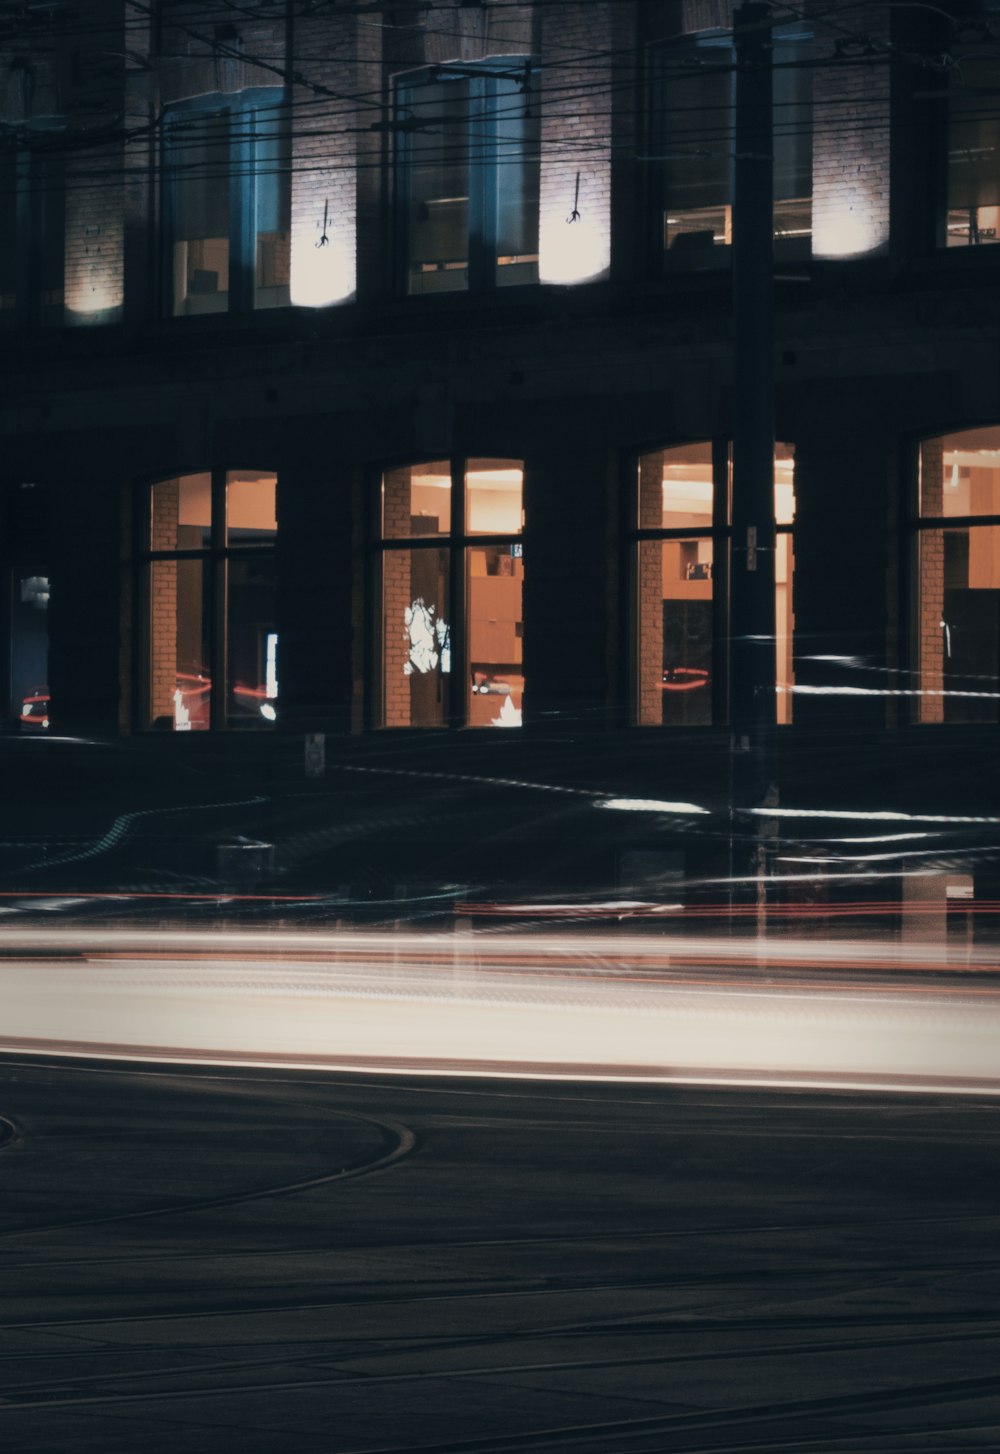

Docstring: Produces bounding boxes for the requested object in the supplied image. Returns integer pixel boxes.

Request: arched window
[632,441,795,725]
[916,427,1000,721]
[376,459,524,727]
[137,469,278,730]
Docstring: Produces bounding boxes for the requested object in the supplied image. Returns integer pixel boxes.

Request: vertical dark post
[730,2,777,917]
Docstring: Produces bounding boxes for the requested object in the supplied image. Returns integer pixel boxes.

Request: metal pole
[730,2,778,923]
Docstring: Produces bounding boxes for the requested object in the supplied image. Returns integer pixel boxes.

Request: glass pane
[401,78,470,295]
[467,543,523,728]
[36,152,65,324]
[465,458,524,534]
[382,546,450,727]
[636,538,713,726]
[382,462,451,538]
[639,444,714,530]
[775,442,796,524]
[493,74,540,287]
[170,110,230,316]
[148,557,210,730]
[227,469,277,544]
[948,52,1000,246]
[659,40,733,262]
[921,428,1000,518]
[919,525,1000,724]
[150,473,212,550]
[773,30,812,247]
[227,555,278,728]
[253,106,291,308]
[776,532,794,724]
[11,573,50,731]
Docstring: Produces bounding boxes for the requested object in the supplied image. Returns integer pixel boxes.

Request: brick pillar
[919,436,945,722]
[812,8,890,257]
[149,479,180,725]
[638,452,664,725]
[289,15,358,306]
[64,0,125,324]
[64,143,125,323]
[382,470,415,727]
[538,2,612,285]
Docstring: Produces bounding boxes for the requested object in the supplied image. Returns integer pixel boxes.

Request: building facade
[2,0,1000,914]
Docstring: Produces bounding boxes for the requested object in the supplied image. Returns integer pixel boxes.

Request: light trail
[2,926,1000,1095]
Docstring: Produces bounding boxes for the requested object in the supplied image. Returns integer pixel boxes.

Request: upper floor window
[650,23,812,269]
[916,428,1000,721]
[164,93,290,316]
[632,441,795,725]
[395,62,539,295]
[137,469,278,730]
[0,139,65,328]
[945,12,1000,247]
[376,459,524,726]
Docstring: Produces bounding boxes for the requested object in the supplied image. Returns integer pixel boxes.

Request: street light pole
[730,1,778,920]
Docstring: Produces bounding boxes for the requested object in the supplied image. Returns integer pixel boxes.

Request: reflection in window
[10,573,50,731]
[378,459,524,727]
[141,470,278,730]
[634,442,795,725]
[166,96,290,316]
[652,23,812,267]
[396,63,539,295]
[0,145,65,327]
[918,429,1000,721]
[946,38,1000,247]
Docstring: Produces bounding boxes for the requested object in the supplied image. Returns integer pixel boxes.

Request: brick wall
[538,1,612,284]
[811,7,891,257]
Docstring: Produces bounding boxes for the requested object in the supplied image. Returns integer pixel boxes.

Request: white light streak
[747,807,1000,824]
[600,797,710,815]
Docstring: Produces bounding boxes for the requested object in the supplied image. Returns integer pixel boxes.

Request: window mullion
[231,107,253,312]
[468,77,491,292]
[450,456,467,727]
[211,469,227,730]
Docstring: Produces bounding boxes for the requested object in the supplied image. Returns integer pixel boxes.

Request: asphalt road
[1,1057,999,1453]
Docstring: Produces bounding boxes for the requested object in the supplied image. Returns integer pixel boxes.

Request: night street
[1,1057,999,1453]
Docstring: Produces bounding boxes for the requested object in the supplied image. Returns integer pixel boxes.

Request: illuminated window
[0,141,65,329]
[632,442,795,725]
[137,470,278,730]
[377,459,524,727]
[945,16,1000,247]
[916,428,1000,722]
[164,93,290,316]
[395,62,539,295]
[650,22,812,269]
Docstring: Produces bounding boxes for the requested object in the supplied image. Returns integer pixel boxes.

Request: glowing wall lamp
[290,198,356,307]
[538,170,610,286]
[813,194,889,259]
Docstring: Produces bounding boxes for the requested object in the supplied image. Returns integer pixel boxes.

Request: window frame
[627,439,796,727]
[393,58,540,296]
[161,88,290,318]
[370,456,525,730]
[647,24,813,273]
[911,425,1000,724]
[133,466,278,732]
[0,133,65,330]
